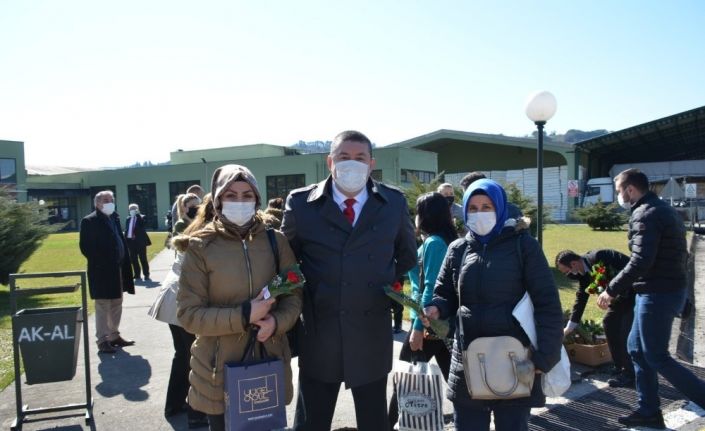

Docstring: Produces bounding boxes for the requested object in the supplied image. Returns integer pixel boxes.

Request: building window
[401,169,435,184]
[169,180,200,204]
[128,183,158,229]
[371,170,383,181]
[0,158,17,184]
[266,174,305,201]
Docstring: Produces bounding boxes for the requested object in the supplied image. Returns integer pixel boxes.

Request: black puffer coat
[430,222,563,408]
[608,192,687,296]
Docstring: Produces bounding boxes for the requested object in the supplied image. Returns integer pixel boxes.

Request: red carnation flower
[287,271,300,283]
[392,282,403,293]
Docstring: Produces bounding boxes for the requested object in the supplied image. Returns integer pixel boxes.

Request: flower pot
[564,342,612,367]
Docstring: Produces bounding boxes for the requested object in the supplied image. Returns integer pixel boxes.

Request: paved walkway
[2,241,705,430]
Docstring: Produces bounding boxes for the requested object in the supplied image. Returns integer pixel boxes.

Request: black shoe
[111,336,136,347]
[393,326,402,334]
[97,341,116,354]
[144,277,152,282]
[617,410,665,429]
[608,372,635,388]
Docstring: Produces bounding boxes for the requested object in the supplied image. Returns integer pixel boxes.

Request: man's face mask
[445,196,455,206]
[100,202,115,216]
[333,160,369,194]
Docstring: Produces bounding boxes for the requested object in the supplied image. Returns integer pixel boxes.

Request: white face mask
[129,209,137,217]
[100,202,115,216]
[466,211,496,236]
[617,191,631,210]
[221,201,256,226]
[333,160,369,194]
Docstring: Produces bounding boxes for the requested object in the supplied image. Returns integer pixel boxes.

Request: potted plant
[563,319,612,367]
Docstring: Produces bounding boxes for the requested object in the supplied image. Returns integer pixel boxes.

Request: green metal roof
[574,105,705,164]
[388,129,574,153]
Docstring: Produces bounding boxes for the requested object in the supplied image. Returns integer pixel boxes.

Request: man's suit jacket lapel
[308,179,353,234]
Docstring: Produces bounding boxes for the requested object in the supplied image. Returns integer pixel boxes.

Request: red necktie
[343,198,356,224]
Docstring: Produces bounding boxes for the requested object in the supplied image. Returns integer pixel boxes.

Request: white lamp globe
[525,91,557,123]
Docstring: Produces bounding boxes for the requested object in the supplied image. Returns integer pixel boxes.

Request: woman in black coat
[424,179,563,431]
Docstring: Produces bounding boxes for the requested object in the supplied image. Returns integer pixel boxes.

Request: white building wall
[446,165,571,221]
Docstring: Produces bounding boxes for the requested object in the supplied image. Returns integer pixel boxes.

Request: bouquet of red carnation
[266,265,306,298]
[585,262,612,295]
[384,282,450,340]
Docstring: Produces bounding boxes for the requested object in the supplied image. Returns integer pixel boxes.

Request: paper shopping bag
[393,360,445,431]
[224,333,286,431]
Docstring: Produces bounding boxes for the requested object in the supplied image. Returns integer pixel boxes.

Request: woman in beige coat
[177,164,302,431]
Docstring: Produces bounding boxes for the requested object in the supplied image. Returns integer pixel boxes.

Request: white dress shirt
[331,181,368,226]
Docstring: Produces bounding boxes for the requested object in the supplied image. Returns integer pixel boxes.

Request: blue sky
[1,1,703,168]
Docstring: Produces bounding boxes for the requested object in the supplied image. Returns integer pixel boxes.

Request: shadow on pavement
[96,349,151,402]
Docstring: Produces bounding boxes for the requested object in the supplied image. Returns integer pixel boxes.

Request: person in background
[388,192,457,430]
[597,168,705,429]
[171,184,205,228]
[124,203,152,282]
[460,171,523,220]
[282,130,417,431]
[264,197,284,229]
[173,193,202,234]
[177,165,302,431]
[437,182,464,223]
[149,197,211,428]
[390,277,404,334]
[79,190,135,354]
[424,179,563,431]
[459,171,488,192]
[555,249,634,388]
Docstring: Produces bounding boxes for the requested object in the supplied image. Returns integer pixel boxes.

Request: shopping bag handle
[240,328,269,362]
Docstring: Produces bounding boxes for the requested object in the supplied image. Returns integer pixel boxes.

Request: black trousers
[604,295,635,374]
[166,324,204,420]
[207,414,224,431]
[294,374,388,431]
[389,331,451,430]
[127,241,149,278]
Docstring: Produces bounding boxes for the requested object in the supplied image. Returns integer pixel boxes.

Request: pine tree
[0,191,56,284]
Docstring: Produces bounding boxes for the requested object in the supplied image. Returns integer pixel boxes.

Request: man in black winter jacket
[597,168,705,429]
[556,249,633,387]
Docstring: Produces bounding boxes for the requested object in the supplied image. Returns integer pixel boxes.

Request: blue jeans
[628,290,705,415]
[453,404,530,431]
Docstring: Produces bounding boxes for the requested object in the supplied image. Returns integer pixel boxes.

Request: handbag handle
[477,351,520,397]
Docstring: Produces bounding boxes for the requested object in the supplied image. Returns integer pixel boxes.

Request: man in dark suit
[79,190,136,354]
[282,130,417,431]
[124,203,152,282]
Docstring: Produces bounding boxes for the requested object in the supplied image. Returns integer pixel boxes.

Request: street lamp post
[525,91,557,247]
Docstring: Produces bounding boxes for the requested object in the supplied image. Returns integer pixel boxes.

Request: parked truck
[582,177,614,206]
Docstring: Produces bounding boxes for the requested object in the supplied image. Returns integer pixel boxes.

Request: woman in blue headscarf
[423,179,563,431]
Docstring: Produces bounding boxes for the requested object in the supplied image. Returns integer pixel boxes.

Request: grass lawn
[0,231,168,390]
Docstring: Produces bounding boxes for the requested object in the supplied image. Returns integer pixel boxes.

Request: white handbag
[457,281,534,400]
